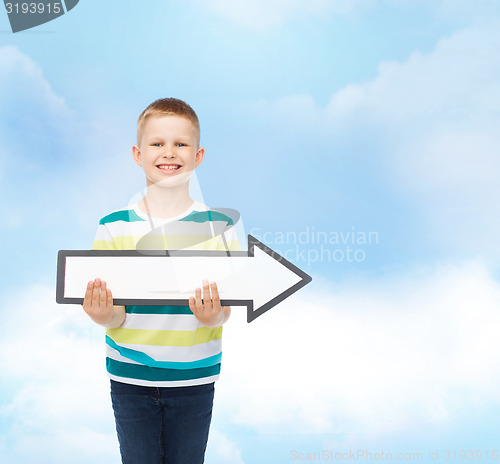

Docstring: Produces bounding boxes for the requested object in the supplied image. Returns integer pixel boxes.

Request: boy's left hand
[189,280,231,327]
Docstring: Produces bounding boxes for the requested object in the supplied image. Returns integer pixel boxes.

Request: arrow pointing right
[57,235,312,322]
[234,235,312,322]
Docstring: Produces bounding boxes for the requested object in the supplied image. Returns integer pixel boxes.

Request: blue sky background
[1,1,499,463]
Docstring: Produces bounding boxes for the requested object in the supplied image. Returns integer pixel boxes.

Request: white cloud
[0,45,69,119]
[206,429,246,464]
[327,21,500,257]
[0,283,245,463]
[0,45,71,204]
[1,261,499,460]
[0,45,76,232]
[217,260,500,435]
[0,284,120,464]
[0,46,141,238]
[249,20,500,260]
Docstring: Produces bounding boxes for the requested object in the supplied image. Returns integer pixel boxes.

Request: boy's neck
[139,183,195,219]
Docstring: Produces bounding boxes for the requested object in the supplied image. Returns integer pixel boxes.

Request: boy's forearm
[199,306,231,328]
[213,306,231,327]
[221,306,231,325]
[99,305,126,329]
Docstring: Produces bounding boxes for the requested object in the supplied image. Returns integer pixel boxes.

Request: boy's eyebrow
[146,135,192,141]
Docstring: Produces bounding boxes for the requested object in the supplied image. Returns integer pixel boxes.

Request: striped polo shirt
[91,200,241,387]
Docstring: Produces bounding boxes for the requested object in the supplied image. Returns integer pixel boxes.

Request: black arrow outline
[3,0,79,33]
[56,234,312,322]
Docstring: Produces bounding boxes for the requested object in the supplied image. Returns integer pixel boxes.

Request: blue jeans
[110,379,215,464]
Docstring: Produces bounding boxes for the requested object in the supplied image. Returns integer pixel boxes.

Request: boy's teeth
[159,165,179,170]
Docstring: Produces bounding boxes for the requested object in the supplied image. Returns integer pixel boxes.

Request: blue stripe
[126,305,193,315]
[106,335,222,370]
[180,210,234,226]
[99,209,145,225]
[106,357,220,381]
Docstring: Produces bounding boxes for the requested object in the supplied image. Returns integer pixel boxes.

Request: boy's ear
[195,147,205,168]
[132,145,142,167]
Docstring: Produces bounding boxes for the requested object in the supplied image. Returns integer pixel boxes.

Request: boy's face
[132,115,204,188]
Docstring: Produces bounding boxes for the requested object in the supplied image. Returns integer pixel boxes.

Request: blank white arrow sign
[57,235,312,322]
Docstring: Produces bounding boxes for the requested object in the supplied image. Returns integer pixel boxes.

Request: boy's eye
[152,143,162,147]
[176,143,187,147]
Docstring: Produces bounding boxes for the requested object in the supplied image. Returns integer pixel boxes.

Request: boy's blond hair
[137,98,200,145]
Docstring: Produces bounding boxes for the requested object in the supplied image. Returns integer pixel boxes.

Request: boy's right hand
[82,278,126,328]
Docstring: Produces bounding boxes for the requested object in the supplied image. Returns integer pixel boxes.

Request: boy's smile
[132,115,204,188]
[156,163,182,173]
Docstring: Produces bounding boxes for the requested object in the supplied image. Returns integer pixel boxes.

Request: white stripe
[105,220,153,237]
[108,373,219,388]
[121,313,201,331]
[107,338,222,363]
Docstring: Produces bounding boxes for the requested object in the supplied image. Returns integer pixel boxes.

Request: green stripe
[106,357,220,381]
[106,336,222,369]
[99,209,145,225]
[181,210,234,226]
[126,305,193,315]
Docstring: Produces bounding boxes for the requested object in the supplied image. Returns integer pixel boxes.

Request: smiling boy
[82,98,240,464]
